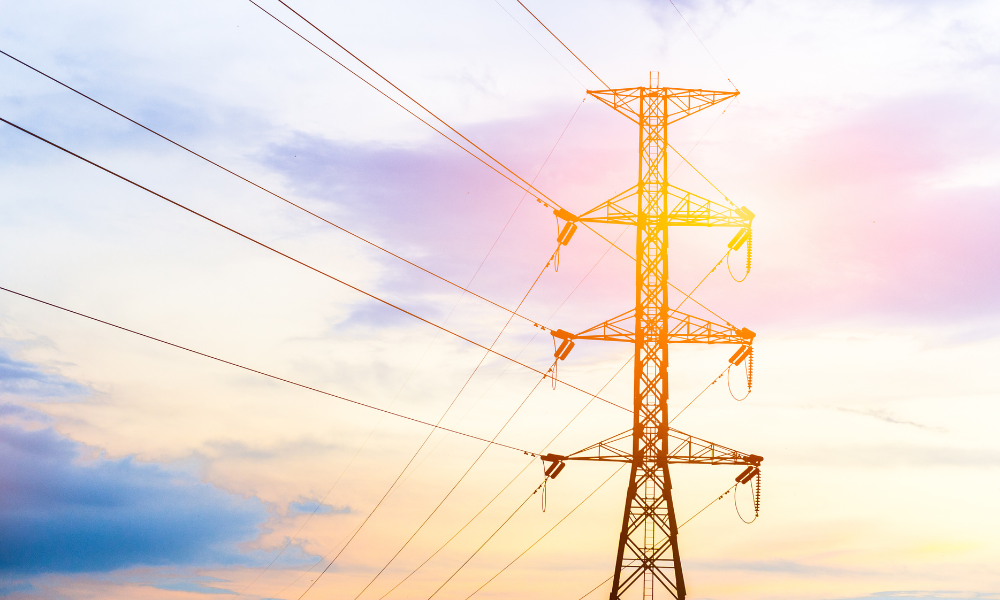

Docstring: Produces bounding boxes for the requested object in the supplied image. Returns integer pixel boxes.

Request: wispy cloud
[0,351,87,399]
[836,407,946,432]
[288,498,350,515]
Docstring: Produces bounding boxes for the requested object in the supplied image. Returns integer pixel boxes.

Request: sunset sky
[1,0,999,599]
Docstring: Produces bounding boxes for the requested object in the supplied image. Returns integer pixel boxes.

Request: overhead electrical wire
[666,0,738,91]
[292,401,455,600]
[374,354,633,599]
[491,0,586,88]
[577,575,613,600]
[0,285,534,454]
[254,101,589,597]
[426,478,545,600]
[237,250,539,599]
[347,371,551,600]
[463,464,626,599]
[668,364,730,424]
[513,0,610,89]
[247,0,630,261]
[305,244,561,598]
[0,48,550,333]
[0,116,629,413]
[358,99,592,516]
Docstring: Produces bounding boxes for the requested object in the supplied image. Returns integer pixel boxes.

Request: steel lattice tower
[545,78,761,600]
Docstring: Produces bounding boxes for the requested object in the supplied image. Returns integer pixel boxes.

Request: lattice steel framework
[549,83,753,600]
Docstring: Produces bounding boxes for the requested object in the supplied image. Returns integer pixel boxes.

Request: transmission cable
[255,0,551,211]
[374,354,632,599]
[0,48,550,333]
[270,104,583,596]
[248,0,629,263]
[348,370,549,600]
[245,100,590,598]
[426,477,546,600]
[0,285,537,454]
[577,575,612,600]
[307,244,558,598]
[292,410,447,600]
[463,464,626,598]
[513,0,610,88]
[0,116,628,413]
[668,364,730,425]
[666,0,738,91]
[491,0,585,88]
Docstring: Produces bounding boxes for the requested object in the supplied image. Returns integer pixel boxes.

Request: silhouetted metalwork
[549,78,761,600]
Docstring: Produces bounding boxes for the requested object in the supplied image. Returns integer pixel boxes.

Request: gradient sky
[1,0,999,599]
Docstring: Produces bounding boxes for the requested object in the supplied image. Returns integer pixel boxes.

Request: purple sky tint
[1,0,999,598]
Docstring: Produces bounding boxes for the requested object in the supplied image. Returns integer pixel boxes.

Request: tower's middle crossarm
[553,308,754,345]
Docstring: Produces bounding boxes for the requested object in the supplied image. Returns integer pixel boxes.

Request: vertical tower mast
[609,80,685,599]
[588,82,740,600]
[545,81,755,600]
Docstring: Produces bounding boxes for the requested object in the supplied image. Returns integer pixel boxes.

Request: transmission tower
[542,75,761,599]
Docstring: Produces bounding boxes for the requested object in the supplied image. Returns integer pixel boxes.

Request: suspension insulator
[736,466,759,484]
[745,229,753,272]
[729,344,752,366]
[557,221,578,246]
[542,455,567,479]
[735,206,755,222]
[728,227,750,251]
[553,207,577,222]
[554,338,575,361]
[754,470,761,517]
[747,347,754,391]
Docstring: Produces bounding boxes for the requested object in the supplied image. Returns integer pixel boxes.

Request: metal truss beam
[547,427,764,466]
[587,86,739,126]
[573,183,754,229]
[563,307,753,345]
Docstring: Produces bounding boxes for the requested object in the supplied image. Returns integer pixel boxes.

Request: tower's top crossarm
[587,86,739,125]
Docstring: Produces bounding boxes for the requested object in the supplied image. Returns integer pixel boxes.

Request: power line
[293,404,448,600]
[306,244,559,597]
[427,478,546,600]
[349,372,549,600]
[240,96,587,599]
[0,116,629,413]
[668,364,730,425]
[376,457,537,600]
[513,0,610,88]
[0,48,549,333]
[463,464,626,599]
[249,0,632,265]
[577,575,612,599]
[374,353,633,599]
[249,0,550,210]
[666,0,738,91]
[491,0,586,88]
[0,285,534,454]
